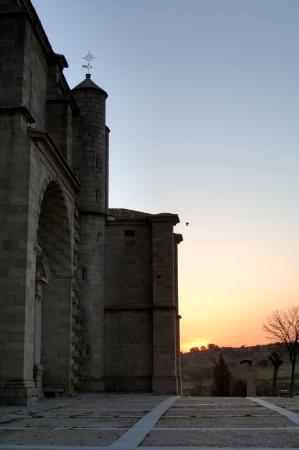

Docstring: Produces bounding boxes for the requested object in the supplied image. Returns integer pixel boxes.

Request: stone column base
[33,364,44,398]
[0,380,38,406]
[152,376,179,394]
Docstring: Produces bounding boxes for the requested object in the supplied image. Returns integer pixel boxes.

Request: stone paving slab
[164,409,278,417]
[0,394,163,448]
[110,396,177,449]
[174,399,255,406]
[37,409,147,418]
[0,394,170,449]
[1,395,299,449]
[0,428,123,445]
[155,416,295,428]
[248,398,299,427]
[171,405,263,410]
[0,416,136,428]
[261,397,299,414]
[140,429,299,447]
[167,400,258,409]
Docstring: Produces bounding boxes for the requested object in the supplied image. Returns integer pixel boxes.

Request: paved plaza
[0,394,299,450]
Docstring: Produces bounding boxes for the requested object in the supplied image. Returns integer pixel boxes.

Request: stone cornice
[105,218,150,225]
[106,211,180,226]
[0,106,35,123]
[149,213,180,226]
[28,126,80,193]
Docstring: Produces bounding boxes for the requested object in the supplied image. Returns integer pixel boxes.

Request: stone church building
[0,0,182,405]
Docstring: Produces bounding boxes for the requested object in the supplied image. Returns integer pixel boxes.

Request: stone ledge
[0,106,35,123]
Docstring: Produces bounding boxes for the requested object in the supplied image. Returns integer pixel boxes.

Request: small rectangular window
[95,154,100,171]
[124,230,135,237]
[81,267,87,281]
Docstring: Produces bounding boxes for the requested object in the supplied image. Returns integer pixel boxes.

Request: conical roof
[72,74,108,98]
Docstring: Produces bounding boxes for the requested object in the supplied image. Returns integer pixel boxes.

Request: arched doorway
[33,181,72,397]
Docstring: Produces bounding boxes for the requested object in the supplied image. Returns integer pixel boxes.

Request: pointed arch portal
[34,181,72,396]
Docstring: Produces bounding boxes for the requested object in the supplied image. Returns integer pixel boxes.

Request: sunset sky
[33,0,299,351]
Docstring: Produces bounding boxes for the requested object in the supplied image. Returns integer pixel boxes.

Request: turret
[72,74,108,213]
[71,75,109,391]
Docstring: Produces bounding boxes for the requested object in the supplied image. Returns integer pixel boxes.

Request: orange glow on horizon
[180,338,210,353]
[177,221,299,353]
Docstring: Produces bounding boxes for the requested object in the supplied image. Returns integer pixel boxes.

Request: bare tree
[263,306,299,396]
[268,351,283,396]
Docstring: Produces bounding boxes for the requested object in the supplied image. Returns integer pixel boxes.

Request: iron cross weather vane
[82,50,95,75]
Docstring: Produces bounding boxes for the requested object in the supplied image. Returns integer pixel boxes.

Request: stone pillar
[0,4,39,405]
[247,369,256,397]
[240,360,256,397]
[33,248,50,398]
[0,115,38,406]
[174,234,183,394]
[33,285,43,398]
[33,283,42,359]
[151,216,180,394]
[72,75,108,391]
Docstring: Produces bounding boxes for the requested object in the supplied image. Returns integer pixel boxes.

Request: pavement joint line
[0,446,108,450]
[0,447,298,450]
[0,427,129,431]
[109,395,178,449]
[2,426,297,432]
[21,416,143,419]
[41,408,151,411]
[163,415,278,417]
[152,426,299,430]
[140,447,299,450]
[247,397,299,426]
[169,408,262,411]
[174,404,255,406]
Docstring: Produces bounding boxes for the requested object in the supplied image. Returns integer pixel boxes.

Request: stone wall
[104,222,153,391]
[105,214,182,394]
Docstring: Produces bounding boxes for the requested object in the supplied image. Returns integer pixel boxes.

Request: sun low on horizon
[180,338,210,354]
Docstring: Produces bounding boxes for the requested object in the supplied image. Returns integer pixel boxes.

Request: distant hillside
[181,343,299,395]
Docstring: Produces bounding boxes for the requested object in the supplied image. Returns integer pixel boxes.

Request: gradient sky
[32,0,299,351]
